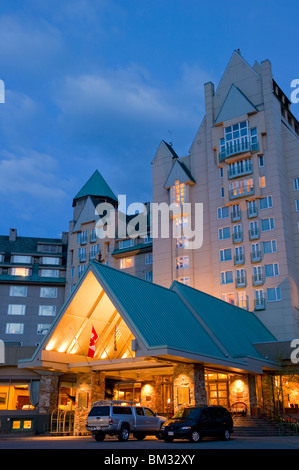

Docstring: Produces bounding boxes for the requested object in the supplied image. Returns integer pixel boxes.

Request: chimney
[9,228,17,241]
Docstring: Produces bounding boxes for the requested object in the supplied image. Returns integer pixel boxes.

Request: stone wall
[38,374,59,414]
[74,371,105,435]
[173,363,206,412]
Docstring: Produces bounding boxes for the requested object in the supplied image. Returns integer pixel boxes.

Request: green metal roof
[172,281,276,360]
[73,170,118,204]
[90,261,226,358]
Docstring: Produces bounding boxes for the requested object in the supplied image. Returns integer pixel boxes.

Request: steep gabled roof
[215,84,258,124]
[164,159,196,189]
[73,170,118,206]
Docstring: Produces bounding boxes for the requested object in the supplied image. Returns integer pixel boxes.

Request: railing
[251,250,262,263]
[247,206,258,218]
[249,227,260,240]
[232,231,243,243]
[234,254,245,265]
[254,297,266,310]
[258,405,299,435]
[231,211,242,222]
[228,162,253,179]
[229,185,255,200]
[235,275,247,288]
[219,141,259,162]
[230,402,248,417]
[253,273,265,286]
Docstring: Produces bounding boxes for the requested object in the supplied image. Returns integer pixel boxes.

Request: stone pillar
[38,374,59,414]
[74,371,105,435]
[140,381,157,411]
[173,363,206,412]
[261,375,275,410]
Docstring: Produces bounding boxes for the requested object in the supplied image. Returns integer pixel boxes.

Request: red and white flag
[88,325,99,358]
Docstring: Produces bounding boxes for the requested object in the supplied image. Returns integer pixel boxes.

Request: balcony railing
[228,162,253,179]
[236,296,249,310]
[247,206,258,218]
[229,185,255,200]
[249,227,260,240]
[234,253,245,266]
[255,297,266,311]
[219,140,259,162]
[236,274,247,288]
[232,231,243,243]
[253,273,265,286]
[231,210,241,222]
[251,250,262,263]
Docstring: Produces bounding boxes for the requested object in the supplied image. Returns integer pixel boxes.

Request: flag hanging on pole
[88,325,99,358]
[114,323,121,351]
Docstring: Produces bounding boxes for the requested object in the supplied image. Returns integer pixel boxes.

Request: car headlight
[180,426,191,430]
[161,426,165,430]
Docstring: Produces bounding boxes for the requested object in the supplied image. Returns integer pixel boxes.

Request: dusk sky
[0,0,298,238]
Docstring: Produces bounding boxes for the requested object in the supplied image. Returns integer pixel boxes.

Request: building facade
[152,51,299,342]
[66,170,153,297]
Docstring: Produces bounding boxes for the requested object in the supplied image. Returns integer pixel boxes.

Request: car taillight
[109,416,113,425]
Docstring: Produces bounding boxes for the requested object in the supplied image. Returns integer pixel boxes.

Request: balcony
[229,185,255,200]
[251,250,262,263]
[235,274,247,288]
[234,253,245,266]
[219,141,259,162]
[247,205,258,218]
[231,210,241,222]
[253,273,265,286]
[249,227,260,240]
[228,162,253,179]
[232,231,243,243]
[255,297,266,311]
[236,296,249,310]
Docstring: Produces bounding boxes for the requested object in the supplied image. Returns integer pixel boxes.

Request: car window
[172,408,201,419]
[88,406,110,417]
[210,407,225,419]
[113,406,132,415]
[144,408,155,417]
[135,407,144,416]
[199,408,210,421]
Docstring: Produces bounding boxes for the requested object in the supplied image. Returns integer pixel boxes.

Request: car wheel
[223,429,230,441]
[118,425,130,442]
[94,432,106,441]
[163,437,174,443]
[133,433,146,440]
[190,431,202,443]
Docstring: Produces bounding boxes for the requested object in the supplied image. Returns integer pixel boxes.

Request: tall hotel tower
[152,51,299,341]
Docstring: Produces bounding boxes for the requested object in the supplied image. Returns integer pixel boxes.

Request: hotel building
[152,50,299,342]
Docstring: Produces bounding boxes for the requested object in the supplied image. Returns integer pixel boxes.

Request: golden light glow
[45,340,56,351]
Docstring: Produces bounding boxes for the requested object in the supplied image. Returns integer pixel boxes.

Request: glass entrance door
[207,381,229,408]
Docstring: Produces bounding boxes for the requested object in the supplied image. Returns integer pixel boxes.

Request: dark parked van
[160,405,233,443]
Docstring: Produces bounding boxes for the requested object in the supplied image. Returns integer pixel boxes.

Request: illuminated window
[177,277,190,285]
[170,180,186,206]
[221,293,235,305]
[176,237,189,248]
[0,382,37,411]
[5,323,24,334]
[120,258,134,269]
[259,176,266,188]
[176,256,189,269]
[11,267,29,277]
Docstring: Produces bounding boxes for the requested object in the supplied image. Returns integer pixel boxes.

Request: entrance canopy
[19,261,278,374]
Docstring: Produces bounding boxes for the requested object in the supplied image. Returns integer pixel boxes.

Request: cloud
[0,149,67,201]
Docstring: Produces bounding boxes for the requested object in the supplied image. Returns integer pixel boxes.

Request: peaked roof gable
[72,196,100,232]
[215,84,258,124]
[73,170,118,206]
[164,159,196,189]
